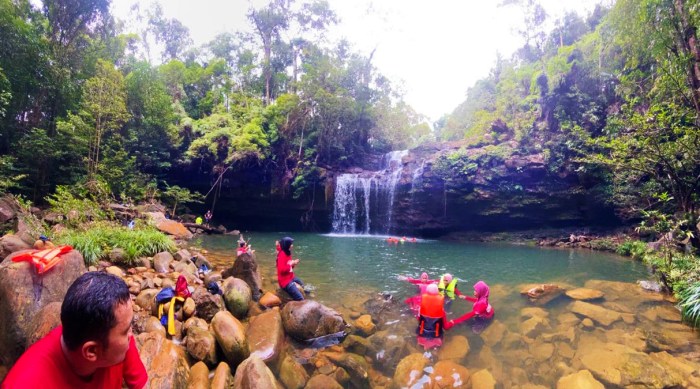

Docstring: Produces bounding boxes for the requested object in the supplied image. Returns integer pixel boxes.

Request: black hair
[280,237,294,256]
[239,242,245,247]
[60,272,131,350]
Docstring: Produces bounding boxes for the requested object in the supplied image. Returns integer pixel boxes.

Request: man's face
[99,301,133,367]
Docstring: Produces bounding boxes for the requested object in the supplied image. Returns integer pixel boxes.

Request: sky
[110,0,606,122]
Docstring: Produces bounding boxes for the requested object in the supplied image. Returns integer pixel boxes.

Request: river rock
[192,286,225,322]
[223,277,252,319]
[354,314,376,336]
[470,369,496,389]
[184,316,208,334]
[438,335,470,361]
[480,320,507,347]
[323,352,370,388]
[429,360,470,388]
[640,305,682,323]
[0,196,18,223]
[0,234,31,259]
[105,265,124,277]
[368,330,409,367]
[221,252,263,301]
[304,374,343,389]
[193,254,212,270]
[144,317,166,336]
[521,284,564,305]
[279,354,309,389]
[556,369,604,389]
[259,292,281,308]
[529,342,554,362]
[186,326,218,366]
[281,300,347,341]
[135,288,159,315]
[174,249,192,262]
[565,288,604,301]
[153,252,174,273]
[520,307,549,319]
[578,341,683,388]
[570,301,621,327]
[232,355,278,389]
[189,361,210,389]
[154,218,193,240]
[174,260,197,278]
[246,307,284,365]
[183,297,196,318]
[393,353,430,389]
[649,351,700,387]
[520,316,549,338]
[211,311,249,368]
[26,301,62,345]
[136,331,190,389]
[0,249,85,366]
[211,362,234,389]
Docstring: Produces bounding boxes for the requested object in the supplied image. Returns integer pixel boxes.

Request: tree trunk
[673,0,700,119]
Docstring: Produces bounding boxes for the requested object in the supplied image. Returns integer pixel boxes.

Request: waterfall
[410,159,426,194]
[331,150,408,234]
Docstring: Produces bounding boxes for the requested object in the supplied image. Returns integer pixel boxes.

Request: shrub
[678,282,700,327]
[57,223,176,266]
[45,186,109,228]
[616,240,648,260]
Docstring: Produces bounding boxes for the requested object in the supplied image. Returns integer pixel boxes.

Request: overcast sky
[110,0,605,121]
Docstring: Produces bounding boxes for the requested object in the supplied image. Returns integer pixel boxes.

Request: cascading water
[331,150,408,234]
[410,159,425,195]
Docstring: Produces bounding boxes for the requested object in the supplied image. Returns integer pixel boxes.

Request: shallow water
[194,233,700,388]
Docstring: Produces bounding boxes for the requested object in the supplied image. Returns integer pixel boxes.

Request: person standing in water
[276,237,306,301]
[449,280,495,333]
[438,273,467,310]
[399,272,437,316]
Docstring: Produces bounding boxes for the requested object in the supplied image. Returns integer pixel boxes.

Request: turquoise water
[193,233,700,387]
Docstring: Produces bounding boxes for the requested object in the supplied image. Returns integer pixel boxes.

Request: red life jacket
[417,293,445,338]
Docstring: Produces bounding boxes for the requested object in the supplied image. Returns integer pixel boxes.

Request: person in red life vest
[399,272,438,316]
[2,272,147,389]
[449,280,495,334]
[276,237,306,301]
[416,284,454,349]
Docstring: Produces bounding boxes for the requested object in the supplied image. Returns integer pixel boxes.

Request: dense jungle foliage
[1,0,700,324]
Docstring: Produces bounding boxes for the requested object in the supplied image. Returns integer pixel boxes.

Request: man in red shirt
[2,272,147,388]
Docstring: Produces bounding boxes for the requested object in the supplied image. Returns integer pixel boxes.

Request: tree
[161,184,203,217]
[147,4,193,62]
[249,0,290,105]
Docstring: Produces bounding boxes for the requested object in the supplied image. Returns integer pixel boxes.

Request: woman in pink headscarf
[449,280,494,333]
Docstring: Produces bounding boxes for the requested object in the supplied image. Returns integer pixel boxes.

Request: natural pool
[194,232,700,388]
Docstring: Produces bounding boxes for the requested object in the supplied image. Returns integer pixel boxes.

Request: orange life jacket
[417,293,445,338]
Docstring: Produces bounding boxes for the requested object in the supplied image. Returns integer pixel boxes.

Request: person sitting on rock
[3,272,147,389]
[276,237,307,301]
[33,234,56,250]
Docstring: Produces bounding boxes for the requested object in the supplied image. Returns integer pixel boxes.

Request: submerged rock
[556,370,604,389]
[570,301,622,327]
[521,284,564,305]
[470,369,496,389]
[392,353,429,389]
[565,288,604,301]
[429,360,470,388]
[438,335,470,361]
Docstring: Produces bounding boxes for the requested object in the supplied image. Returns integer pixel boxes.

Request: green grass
[57,223,176,266]
[679,282,700,327]
[616,240,648,260]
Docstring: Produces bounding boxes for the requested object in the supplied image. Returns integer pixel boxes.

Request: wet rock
[570,301,621,327]
[363,293,402,325]
[470,369,496,389]
[211,311,249,368]
[480,320,506,347]
[183,297,196,318]
[354,314,376,336]
[640,305,682,323]
[520,316,549,338]
[26,302,62,345]
[211,362,234,389]
[186,326,218,366]
[529,342,554,362]
[638,280,664,293]
[259,292,282,308]
[136,331,190,389]
[343,334,371,355]
[184,317,208,334]
[279,354,309,389]
[323,352,370,388]
[0,249,85,366]
[204,271,222,285]
[281,300,347,341]
[189,361,210,389]
[193,254,212,271]
[645,324,696,352]
[392,353,429,389]
[0,235,31,259]
[173,260,197,277]
[246,307,284,365]
[232,355,278,389]
[144,317,166,336]
[153,252,174,273]
[223,277,252,319]
[649,351,700,388]
[438,335,469,361]
[221,252,263,301]
[367,330,410,368]
[521,284,564,305]
[304,374,343,389]
[192,286,225,322]
[520,307,549,319]
[105,265,124,277]
[429,360,470,388]
[556,370,603,389]
[174,249,192,262]
[565,288,604,301]
[135,288,159,315]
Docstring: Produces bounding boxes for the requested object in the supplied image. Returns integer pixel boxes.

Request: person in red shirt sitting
[276,237,306,301]
[449,280,495,334]
[2,272,147,389]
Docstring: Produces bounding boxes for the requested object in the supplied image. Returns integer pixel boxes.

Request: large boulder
[147,212,193,240]
[211,311,249,368]
[222,252,263,301]
[393,353,430,389]
[192,286,225,322]
[136,331,191,389]
[0,235,32,259]
[135,288,159,315]
[186,326,218,366]
[281,300,347,341]
[26,301,62,346]
[0,196,18,224]
[233,355,278,389]
[246,307,284,365]
[153,252,174,273]
[223,277,252,319]
[188,361,210,389]
[0,249,86,366]
[521,284,564,305]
